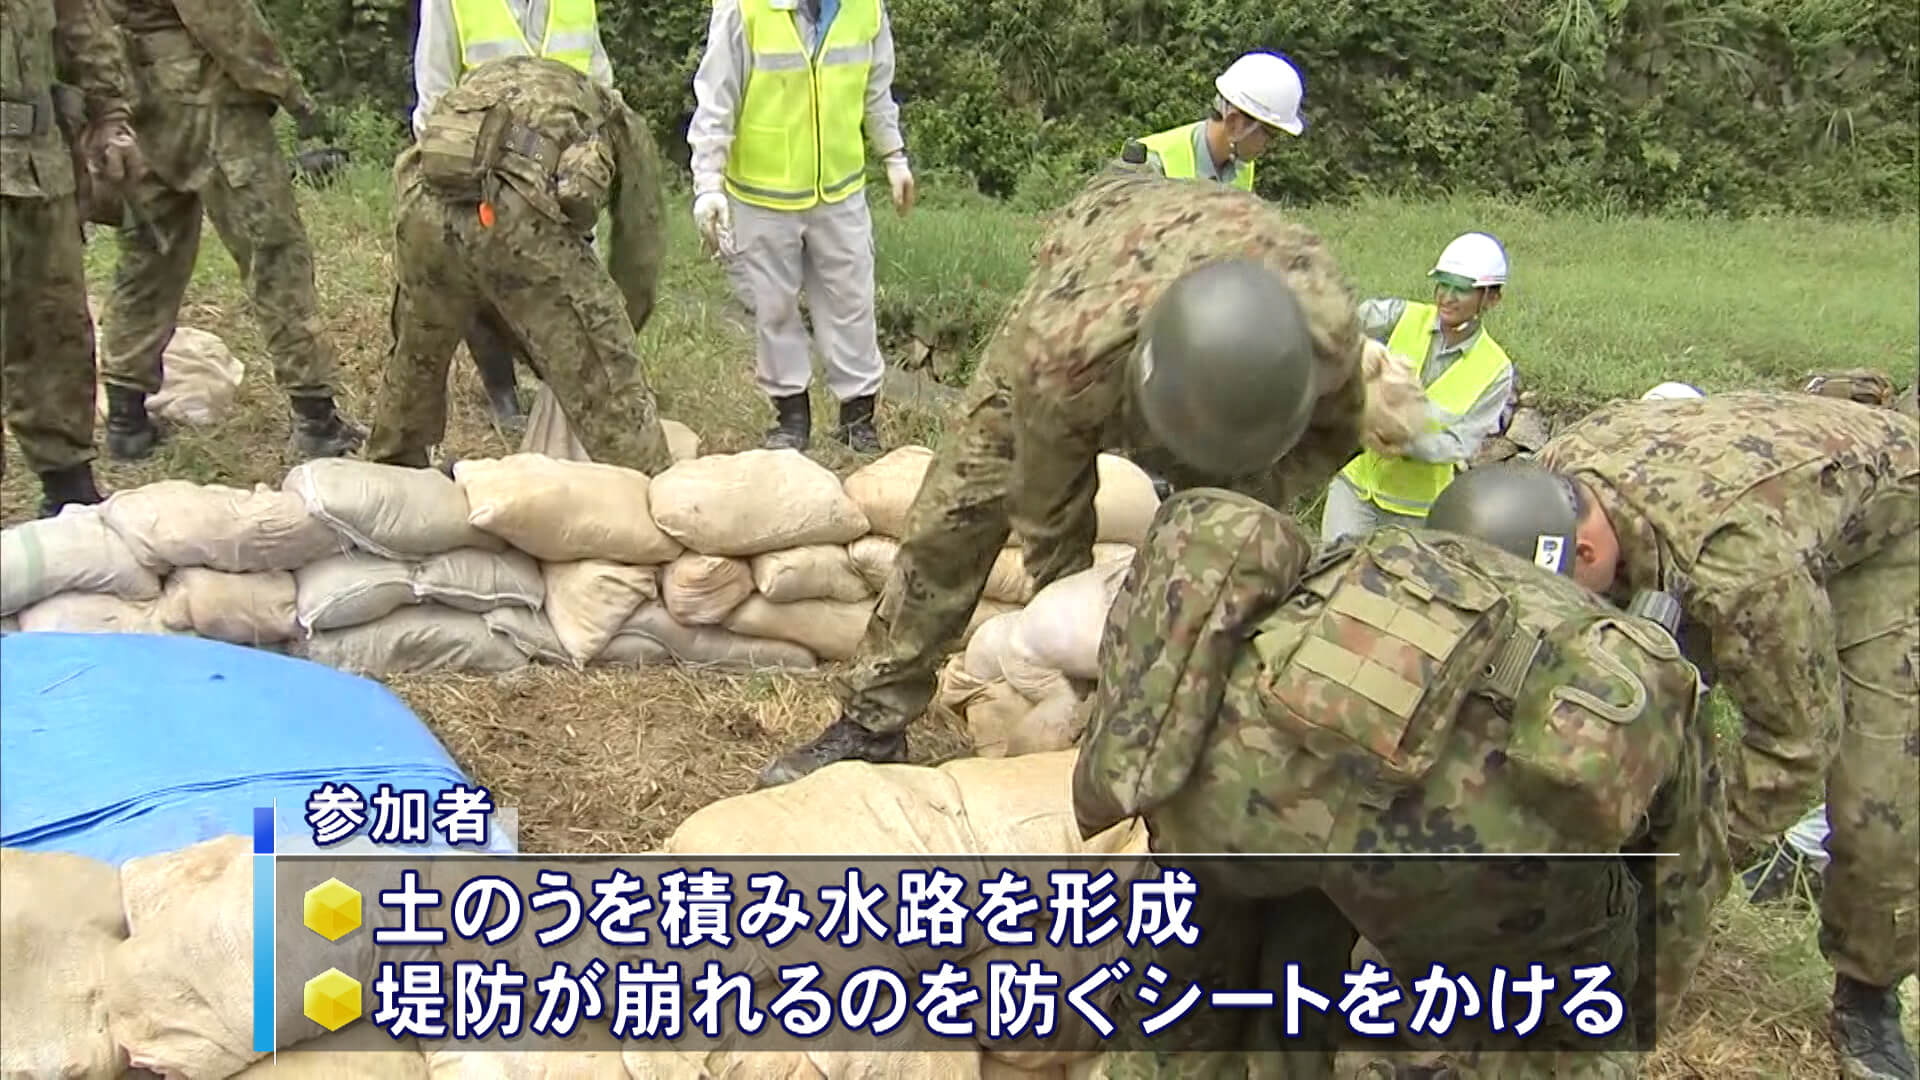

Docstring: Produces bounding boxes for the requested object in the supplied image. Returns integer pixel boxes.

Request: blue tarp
[1,632,515,865]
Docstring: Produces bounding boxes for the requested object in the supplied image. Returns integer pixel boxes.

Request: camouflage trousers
[98,103,336,398]
[366,182,672,476]
[0,195,98,476]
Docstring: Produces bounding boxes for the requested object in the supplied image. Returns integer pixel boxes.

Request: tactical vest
[1136,122,1255,192]
[450,0,599,76]
[415,62,612,233]
[1340,302,1512,517]
[724,0,880,212]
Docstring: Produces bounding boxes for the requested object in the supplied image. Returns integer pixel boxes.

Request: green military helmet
[1129,258,1320,477]
[1425,462,1583,575]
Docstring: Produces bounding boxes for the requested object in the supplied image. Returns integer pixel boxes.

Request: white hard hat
[1215,52,1305,137]
[1641,381,1705,400]
[1431,232,1509,288]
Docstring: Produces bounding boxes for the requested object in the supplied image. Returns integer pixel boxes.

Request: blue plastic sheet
[1,632,514,864]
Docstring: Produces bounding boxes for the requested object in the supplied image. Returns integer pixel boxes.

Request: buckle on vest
[1479,625,1543,707]
[501,122,561,175]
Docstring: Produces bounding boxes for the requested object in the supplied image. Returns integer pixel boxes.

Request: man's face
[1432,274,1497,329]
[1229,113,1276,159]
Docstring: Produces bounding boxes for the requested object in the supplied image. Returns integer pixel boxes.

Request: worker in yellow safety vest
[688,0,914,455]
[1124,52,1305,193]
[409,0,615,437]
[1321,231,1518,541]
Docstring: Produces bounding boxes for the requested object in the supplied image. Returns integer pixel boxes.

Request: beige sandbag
[296,604,528,676]
[17,592,168,635]
[0,505,163,616]
[543,560,659,666]
[481,605,572,666]
[1360,338,1430,457]
[661,553,756,625]
[623,1050,821,1080]
[649,449,870,556]
[1006,560,1131,682]
[454,454,683,564]
[519,383,700,464]
[724,595,874,662]
[963,599,1021,647]
[157,567,299,644]
[944,750,1143,856]
[1088,453,1159,546]
[846,534,899,592]
[0,849,129,1080]
[593,630,674,667]
[936,661,1088,759]
[985,546,1035,604]
[284,458,504,559]
[842,444,935,539]
[964,610,1022,681]
[808,1052,981,1080]
[667,760,975,856]
[92,324,244,428]
[427,1049,629,1078]
[102,480,340,572]
[620,604,817,670]
[294,551,416,633]
[233,1032,428,1078]
[751,543,872,603]
[414,548,545,613]
[980,1055,1072,1080]
[852,536,1133,599]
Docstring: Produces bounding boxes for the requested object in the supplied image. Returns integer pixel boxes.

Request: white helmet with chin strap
[1215,52,1306,137]
[1641,381,1705,400]
[1431,232,1509,289]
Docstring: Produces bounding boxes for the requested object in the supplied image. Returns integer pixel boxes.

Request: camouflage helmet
[1426,462,1585,575]
[1130,258,1319,477]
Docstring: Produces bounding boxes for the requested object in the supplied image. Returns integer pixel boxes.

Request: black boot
[1832,975,1916,1080]
[487,383,525,437]
[38,463,105,518]
[835,394,882,454]
[288,395,367,459]
[468,320,525,437]
[764,392,811,451]
[104,384,158,460]
[756,715,908,790]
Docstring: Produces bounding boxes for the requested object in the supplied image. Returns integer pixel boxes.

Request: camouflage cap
[1425,463,1585,575]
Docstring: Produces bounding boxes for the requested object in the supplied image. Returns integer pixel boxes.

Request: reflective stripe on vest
[1339,302,1512,516]
[450,0,599,76]
[725,0,880,211]
[1136,122,1254,192]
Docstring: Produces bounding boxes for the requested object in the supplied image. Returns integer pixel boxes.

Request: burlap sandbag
[0,849,129,1080]
[841,445,935,539]
[295,604,528,675]
[963,599,1021,647]
[91,323,243,428]
[157,567,299,645]
[543,560,660,666]
[519,383,701,464]
[934,661,1089,759]
[660,553,756,625]
[231,1032,428,1078]
[723,595,875,662]
[750,544,872,603]
[284,459,503,559]
[619,604,817,670]
[1,505,163,616]
[427,1049,630,1078]
[454,454,683,564]
[846,535,898,592]
[294,551,417,632]
[481,605,573,666]
[963,610,1021,681]
[414,548,545,613]
[593,629,675,667]
[1005,560,1130,683]
[625,1050,824,1080]
[17,592,170,635]
[648,449,870,556]
[102,480,340,573]
[1359,338,1429,457]
[850,536,1134,600]
[809,1053,981,1080]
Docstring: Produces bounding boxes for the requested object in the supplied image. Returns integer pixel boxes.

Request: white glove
[886,157,915,216]
[693,191,733,255]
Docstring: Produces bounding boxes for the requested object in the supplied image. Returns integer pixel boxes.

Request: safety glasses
[1429,272,1479,297]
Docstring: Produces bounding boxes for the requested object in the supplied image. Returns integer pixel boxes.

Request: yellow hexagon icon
[304,968,362,1032]
[304,878,362,941]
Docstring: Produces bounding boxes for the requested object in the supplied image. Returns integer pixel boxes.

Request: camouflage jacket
[1,0,133,200]
[1536,391,1920,837]
[983,164,1367,588]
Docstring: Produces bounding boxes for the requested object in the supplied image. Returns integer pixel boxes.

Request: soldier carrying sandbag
[363,55,675,478]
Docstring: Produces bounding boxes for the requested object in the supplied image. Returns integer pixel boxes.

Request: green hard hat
[1129,258,1319,477]
[1425,463,1584,575]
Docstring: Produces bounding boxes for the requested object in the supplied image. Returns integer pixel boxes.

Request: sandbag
[964,610,1023,681]
[649,449,870,556]
[724,595,875,662]
[661,553,756,625]
[809,1053,981,1080]
[92,325,244,428]
[427,1049,630,1078]
[0,505,163,616]
[851,536,1134,600]
[936,661,1089,759]
[233,1032,428,1078]
[751,544,872,603]
[520,383,700,464]
[294,551,417,632]
[454,454,683,564]
[296,604,529,676]
[284,459,503,559]
[842,445,935,539]
[543,560,660,666]
[846,535,899,592]
[17,592,169,635]
[1359,338,1430,457]
[963,599,1021,646]
[101,480,340,572]
[1006,560,1131,682]
[985,546,1035,604]
[157,567,299,645]
[623,1050,824,1080]
[593,630,674,667]
[414,548,545,613]
[481,605,573,666]
[0,849,128,1080]
[1086,454,1159,547]
[620,604,817,671]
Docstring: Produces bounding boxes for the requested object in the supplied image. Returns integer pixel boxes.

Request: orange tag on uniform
[478,202,496,228]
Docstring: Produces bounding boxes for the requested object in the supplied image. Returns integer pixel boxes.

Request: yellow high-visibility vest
[1340,301,1513,517]
[450,0,599,76]
[1136,122,1255,192]
[725,0,880,211]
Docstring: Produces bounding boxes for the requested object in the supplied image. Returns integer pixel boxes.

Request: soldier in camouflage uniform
[1463,394,1916,1080]
[364,56,674,477]
[760,163,1377,788]
[1072,486,1729,1080]
[96,0,363,460]
[2,0,141,516]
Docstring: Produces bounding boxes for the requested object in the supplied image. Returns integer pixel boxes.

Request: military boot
[755,715,908,790]
[1831,975,1916,1080]
[288,395,366,459]
[487,384,525,438]
[104,384,158,460]
[835,394,882,454]
[37,463,105,518]
[764,393,811,451]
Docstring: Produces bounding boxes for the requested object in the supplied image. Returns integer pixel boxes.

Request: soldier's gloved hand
[83,112,144,185]
[693,192,733,256]
[886,155,916,217]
